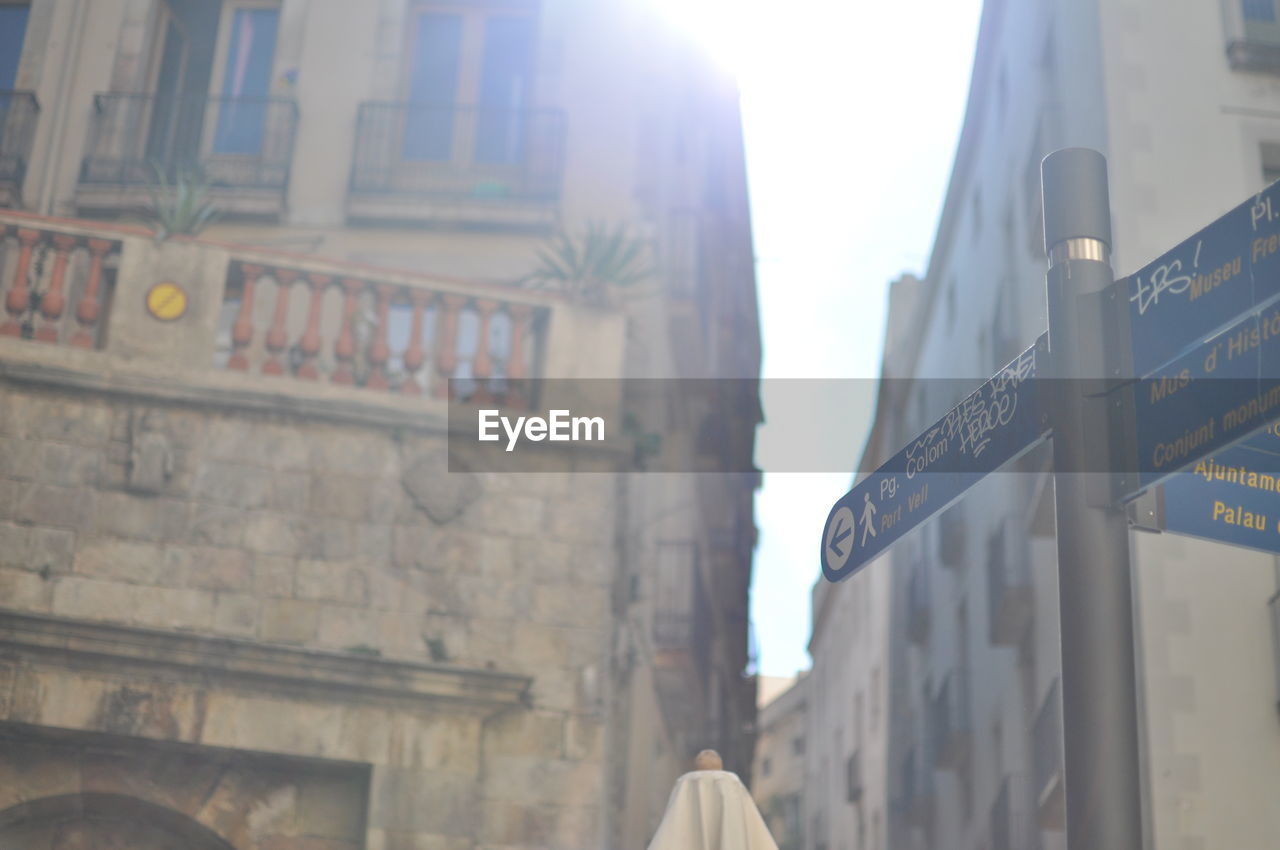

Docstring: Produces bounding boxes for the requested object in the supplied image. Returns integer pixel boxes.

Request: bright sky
[652,0,986,676]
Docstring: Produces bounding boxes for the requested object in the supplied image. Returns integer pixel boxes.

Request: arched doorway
[0,793,237,850]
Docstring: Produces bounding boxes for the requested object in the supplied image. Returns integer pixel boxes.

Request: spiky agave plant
[141,162,220,240]
[526,221,654,306]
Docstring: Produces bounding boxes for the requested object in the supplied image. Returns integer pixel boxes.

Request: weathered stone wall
[0,376,618,850]
[0,727,368,850]
[0,382,615,668]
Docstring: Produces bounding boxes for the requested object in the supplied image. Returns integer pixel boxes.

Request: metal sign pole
[1041,148,1144,850]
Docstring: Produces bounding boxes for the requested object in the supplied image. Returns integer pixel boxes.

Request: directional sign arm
[820,335,1050,582]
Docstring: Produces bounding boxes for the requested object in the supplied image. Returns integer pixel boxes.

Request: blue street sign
[1126,298,1280,498]
[1124,181,1280,377]
[1152,426,1280,553]
[821,336,1048,582]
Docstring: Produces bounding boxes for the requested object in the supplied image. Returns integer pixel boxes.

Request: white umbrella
[647,750,780,850]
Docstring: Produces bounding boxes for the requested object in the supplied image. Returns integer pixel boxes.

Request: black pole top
[1041,147,1112,251]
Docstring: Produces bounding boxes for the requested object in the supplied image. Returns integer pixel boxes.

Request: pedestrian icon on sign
[860,493,877,545]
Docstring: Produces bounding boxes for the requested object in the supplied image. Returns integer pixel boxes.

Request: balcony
[930,669,971,769]
[907,563,930,646]
[214,261,553,401]
[1033,679,1065,831]
[77,93,298,217]
[0,92,39,206]
[1224,0,1280,72]
[987,518,1033,645]
[348,102,565,228]
[0,221,120,346]
[0,208,624,435]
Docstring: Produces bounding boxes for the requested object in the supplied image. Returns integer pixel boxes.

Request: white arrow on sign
[824,505,856,572]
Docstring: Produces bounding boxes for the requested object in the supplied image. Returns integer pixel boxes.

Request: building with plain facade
[807,1,1280,849]
[0,2,761,850]
[751,673,808,850]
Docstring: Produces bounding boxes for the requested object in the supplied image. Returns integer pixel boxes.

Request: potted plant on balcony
[135,162,220,241]
[523,221,654,308]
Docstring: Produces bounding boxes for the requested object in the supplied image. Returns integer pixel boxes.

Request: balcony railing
[214,259,548,402]
[987,517,1033,645]
[0,222,120,347]
[931,669,971,769]
[0,91,39,203]
[79,93,298,213]
[1224,0,1280,71]
[348,102,565,222]
[0,208,622,429]
[1033,678,1065,831]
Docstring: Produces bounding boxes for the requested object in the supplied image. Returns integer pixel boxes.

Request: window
[402,4,536,164]
[938,504,966,565]
[1244,0,1276,22]
[1231,0,1280,67]
[846,751,862,803]
[762,757,772,777]
[140,0,283,172]
[792,736,805,756]
[1263,142,1280,186]
[212,5,280,154]
[0,2,30,90]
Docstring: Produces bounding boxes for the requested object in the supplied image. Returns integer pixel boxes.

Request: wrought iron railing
[80,93,298,190]
[0,91,39,191]
[350,102,565,202]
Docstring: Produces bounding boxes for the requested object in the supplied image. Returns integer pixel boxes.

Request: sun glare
[647,0,761,76]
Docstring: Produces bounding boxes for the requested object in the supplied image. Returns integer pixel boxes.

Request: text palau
[478,409,605,451]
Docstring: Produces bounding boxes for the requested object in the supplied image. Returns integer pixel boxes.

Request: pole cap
[1041,148,1112,251]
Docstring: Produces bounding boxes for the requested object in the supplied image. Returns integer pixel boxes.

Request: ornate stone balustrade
[0,210,626,428]
[215,255,547,405]
[0,222,120,348]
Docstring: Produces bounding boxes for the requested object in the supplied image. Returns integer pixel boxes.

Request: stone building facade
[807,2,1280,850]
[751,674,808,850]
[0,2,761,849]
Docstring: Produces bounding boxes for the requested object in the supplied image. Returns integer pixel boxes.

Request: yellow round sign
[146,282,188,321]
